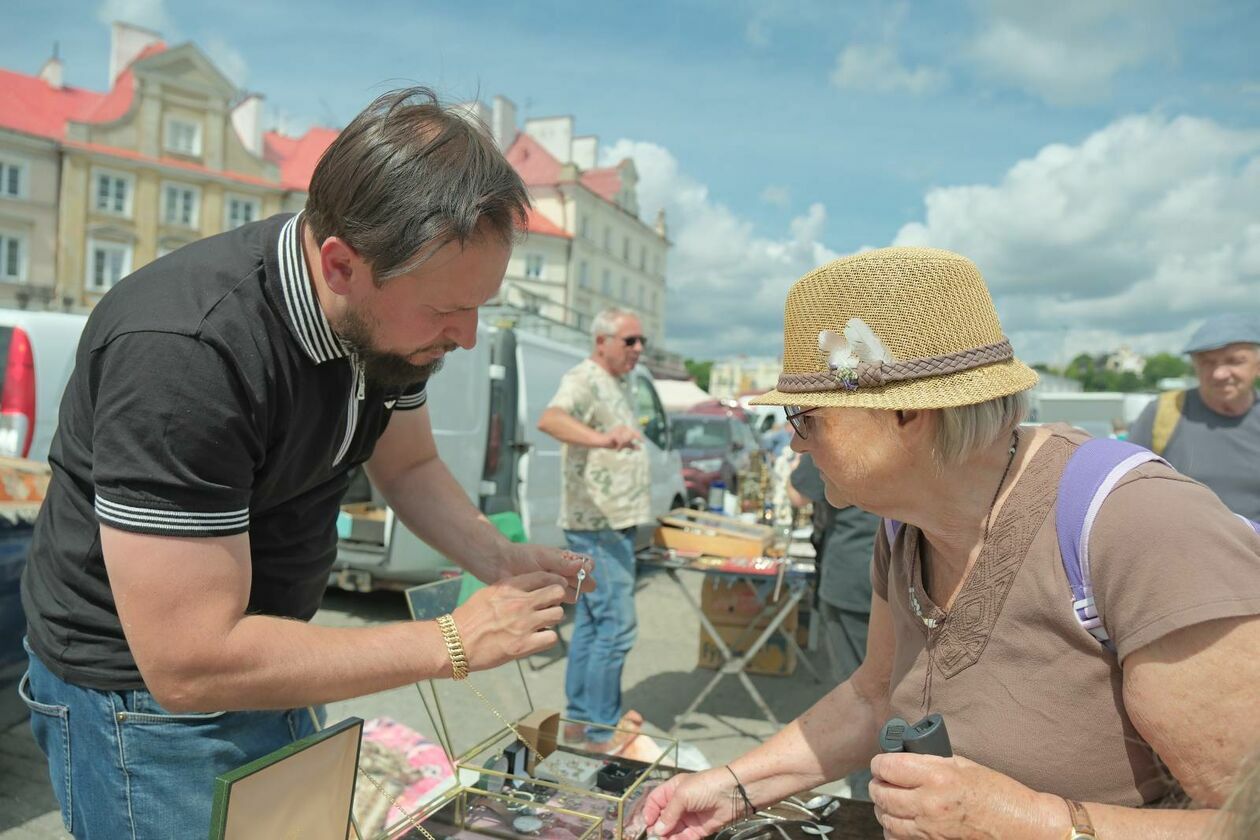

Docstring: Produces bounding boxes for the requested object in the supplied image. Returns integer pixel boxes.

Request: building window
[165,116,202,156]
[638,244,646,270]
[620,276,628,301]
[637,284,644,308]
[524,254,544,279]
[162,182,200,228]
[86,239,132,292]
[578,260,590,289]
[602,227,611,251]
[225,195,261,230]
[0,158,27,199]
[0,232,26,283]
[579,215,590,239]
[93,169,133,216]
[622,236,629,261]
[601,269,611,296]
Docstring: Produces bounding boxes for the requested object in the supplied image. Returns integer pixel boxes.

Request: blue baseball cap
[1183,314,1260,355]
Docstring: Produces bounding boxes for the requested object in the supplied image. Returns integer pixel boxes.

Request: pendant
[908,587,938,628]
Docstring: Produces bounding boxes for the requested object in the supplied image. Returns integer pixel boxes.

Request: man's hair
[304,87,529,283]
[932,390,1031,465]
[590,308,636,345]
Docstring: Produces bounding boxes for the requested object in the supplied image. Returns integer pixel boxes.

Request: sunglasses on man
[618,335,647,349]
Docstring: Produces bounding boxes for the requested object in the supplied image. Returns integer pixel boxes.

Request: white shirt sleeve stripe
[95,496,248,521]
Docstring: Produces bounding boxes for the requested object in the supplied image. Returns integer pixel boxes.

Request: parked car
[669,411,764,509]
[331,311,688,591]
[0,457,50,729]
[0,310,89,461]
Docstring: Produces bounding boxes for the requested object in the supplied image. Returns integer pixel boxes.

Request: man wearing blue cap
[1129,314,1260,519]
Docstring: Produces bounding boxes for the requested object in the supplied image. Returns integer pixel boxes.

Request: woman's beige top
[873,425,1260,806]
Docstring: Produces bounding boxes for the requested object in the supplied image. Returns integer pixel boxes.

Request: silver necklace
[909,429,1020,629]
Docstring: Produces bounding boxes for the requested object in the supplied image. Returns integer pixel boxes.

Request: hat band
[776,338,1014,393]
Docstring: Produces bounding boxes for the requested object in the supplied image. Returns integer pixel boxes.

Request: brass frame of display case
[401,578,679,840]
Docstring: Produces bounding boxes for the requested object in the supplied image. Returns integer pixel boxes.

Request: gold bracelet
[436,613,469,680]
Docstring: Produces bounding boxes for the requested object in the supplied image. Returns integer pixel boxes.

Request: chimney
[491,95,517,151]
[571,136,598,170]
[524,115,574,164]
[109,21,162,85]
[655,209,668,240]
[38,48,63,90]
[231,94,265,156]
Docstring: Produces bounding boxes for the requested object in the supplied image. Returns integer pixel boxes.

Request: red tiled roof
[579,166,622,203]
[523,207,572,239]
[0,45,331,194]
[505,132,564,186]
[263,126,338,191]
[0,43,166,141]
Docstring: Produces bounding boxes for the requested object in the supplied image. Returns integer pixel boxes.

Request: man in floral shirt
[538,307,651,750]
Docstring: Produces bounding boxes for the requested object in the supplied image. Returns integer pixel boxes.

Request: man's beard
[333,305,455,388]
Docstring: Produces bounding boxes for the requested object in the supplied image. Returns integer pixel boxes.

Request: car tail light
[0,327,35,458]
[483,411,502,478]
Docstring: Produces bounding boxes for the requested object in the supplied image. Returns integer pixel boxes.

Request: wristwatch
[1064,798,1097,839]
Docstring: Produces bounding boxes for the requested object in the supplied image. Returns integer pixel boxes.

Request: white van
[0,310,89,462]
[331,310,687,590]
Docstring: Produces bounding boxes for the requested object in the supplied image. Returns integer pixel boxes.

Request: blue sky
[5,0,1260,362]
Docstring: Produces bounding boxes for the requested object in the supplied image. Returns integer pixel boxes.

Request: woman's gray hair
[590,308,634,344]
[933,390,1032,464]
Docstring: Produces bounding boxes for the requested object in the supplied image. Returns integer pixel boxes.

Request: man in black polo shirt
[19,88,589,838]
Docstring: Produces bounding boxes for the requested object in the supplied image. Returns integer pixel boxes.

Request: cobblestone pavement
[1,567,836,838]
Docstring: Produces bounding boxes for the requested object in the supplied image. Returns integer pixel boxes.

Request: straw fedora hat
[751,246,1038,410]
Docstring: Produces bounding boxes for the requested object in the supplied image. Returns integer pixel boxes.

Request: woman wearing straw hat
[643,247,1260,839]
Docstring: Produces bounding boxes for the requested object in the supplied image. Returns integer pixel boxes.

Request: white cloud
[892,113,1260,363]
[601,141,838,359]
[96,0,173,34]
[831,43,946,95]
[205,36,248,88]
[968,0,1172,105]
[760,185,791,207]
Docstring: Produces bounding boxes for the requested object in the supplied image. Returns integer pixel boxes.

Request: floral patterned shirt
[548,359,651,531]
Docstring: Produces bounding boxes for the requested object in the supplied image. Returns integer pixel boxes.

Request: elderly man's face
[1191,343,1260,415]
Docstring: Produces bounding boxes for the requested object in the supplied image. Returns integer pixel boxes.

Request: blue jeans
[563,527,637,743]
[20,638,323,838]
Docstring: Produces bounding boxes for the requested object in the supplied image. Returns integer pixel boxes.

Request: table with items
[636,542,821,730]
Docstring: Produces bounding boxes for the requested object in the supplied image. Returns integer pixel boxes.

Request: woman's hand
[869,753,1063,840]
[641,768,744,840]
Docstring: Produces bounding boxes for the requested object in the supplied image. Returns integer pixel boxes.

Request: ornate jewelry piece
[436,613,469,680]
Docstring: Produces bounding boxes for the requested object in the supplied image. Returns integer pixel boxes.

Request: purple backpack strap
[884,518,902,545]
[1056,438,1168,652]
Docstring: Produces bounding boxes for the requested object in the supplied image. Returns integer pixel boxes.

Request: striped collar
[277,212,350,364]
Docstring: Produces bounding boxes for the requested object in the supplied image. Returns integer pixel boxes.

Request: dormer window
[164,116,202,156]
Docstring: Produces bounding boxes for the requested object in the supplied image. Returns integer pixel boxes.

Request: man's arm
[366,406,593,590]
[538,406,639,449]
[102,526,568,713]
[366,404,513,583]
[1127,399,1157,449]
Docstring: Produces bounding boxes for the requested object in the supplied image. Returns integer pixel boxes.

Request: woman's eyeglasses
[784,405,821,439]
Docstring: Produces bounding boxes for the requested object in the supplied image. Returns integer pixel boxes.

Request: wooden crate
[654,509,773,559]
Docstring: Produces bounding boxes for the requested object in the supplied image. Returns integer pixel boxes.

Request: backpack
[884,437,1260,653]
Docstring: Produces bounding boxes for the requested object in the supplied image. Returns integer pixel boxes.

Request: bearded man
[19,88,589,838]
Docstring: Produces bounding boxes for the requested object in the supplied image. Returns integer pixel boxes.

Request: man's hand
[602,424,642,450]
[869,753,1062,840]
[501,542,596,602]
[451,572,571,671]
